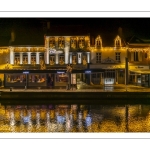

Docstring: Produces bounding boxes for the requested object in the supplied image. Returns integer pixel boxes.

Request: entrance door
[104,69,115,85]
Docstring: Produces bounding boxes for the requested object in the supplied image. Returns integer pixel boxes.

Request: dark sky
[0,18,150,40]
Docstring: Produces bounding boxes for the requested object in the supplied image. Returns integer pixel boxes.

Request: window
[31,53,36,65]
[82,55,87,65]
[78,37,85,48]
[49,37,55,48]
[39,53,44,63]
[95,35,102,48]
[29,74,46,83]
[72,55,77,64]
[134,52,138,61]
[56,73,68,83]
[58,37,65,49]
[14,53,20,65]
[23,53,28,64]
[70,37,77,49]
[96,53,101,63]
[114,36,121,47]
[59,55,65,65]
[50,55,55,65]
[92,74,96,78]
[116,52,121,62]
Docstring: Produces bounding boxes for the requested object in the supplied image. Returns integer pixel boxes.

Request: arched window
[95,35,102,48]
[114,35,121,47]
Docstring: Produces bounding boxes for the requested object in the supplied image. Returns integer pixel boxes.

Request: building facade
[0,32,150,89]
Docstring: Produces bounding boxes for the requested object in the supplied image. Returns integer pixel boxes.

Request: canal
[0,103,150,132]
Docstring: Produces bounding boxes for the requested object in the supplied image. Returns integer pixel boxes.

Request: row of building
[0,25,150,89]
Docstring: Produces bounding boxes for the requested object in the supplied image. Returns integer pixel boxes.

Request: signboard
[85,70,91,74]
[23,71,29,74]
[130,66,149,70]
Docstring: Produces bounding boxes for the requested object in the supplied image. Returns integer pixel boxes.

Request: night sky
[0,18,150,44]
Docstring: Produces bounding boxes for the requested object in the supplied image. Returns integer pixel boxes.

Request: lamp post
[66,64,72,90]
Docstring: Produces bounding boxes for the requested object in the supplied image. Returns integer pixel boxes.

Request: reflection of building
[1,24,150,88]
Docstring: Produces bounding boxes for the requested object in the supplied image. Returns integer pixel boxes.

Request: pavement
[0,83,150,92]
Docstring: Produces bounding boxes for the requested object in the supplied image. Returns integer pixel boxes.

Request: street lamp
[66,64,72,90]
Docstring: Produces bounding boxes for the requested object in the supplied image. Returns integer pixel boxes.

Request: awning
[130,69,150,74]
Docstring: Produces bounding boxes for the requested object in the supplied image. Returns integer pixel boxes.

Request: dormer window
[114,35,121,47]
[95,35,102,48]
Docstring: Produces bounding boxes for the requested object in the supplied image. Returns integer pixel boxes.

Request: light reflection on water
[0,104,150,132]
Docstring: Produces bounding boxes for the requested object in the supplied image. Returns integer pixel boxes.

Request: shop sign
[129,66,149,70]
[23,71,29,74]
[85,70,91,74]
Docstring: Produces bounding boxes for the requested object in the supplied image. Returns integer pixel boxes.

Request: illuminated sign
[57,71,65,74]
[85,71,91,74]
[23,71,29,74]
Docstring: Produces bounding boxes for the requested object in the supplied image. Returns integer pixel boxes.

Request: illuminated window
[72,55,77,64]
[23,53,28,64]
[50,55,55,65]
[96,53,101,63]
[59,55,65,65]
[14,53,20,65]
[39,53,44,62]
[78,37,85,48]
[95,35,102,48]
[114,36,121,47]
[82,55,87,65]
[115,52,121,62]
[58,37,65,49]
[49,37,55,48]
[70,37,77,48]
[31,53,36,65]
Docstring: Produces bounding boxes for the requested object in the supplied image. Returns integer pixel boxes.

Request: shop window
[56,73,68,83]
[59,55,65,65]
[6,74,26,83]
[92,74,96,78]
[72,55,77,64]
[14,53,20,65]
[116,52,121,62]
[49,37,55,48]
[50,55,55,65]
[70,37,77,49]
[78,37,85,48]
[96,53,101,63]
[97,73,101,78]
[29,74,46,83]
[58,37,65,49]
